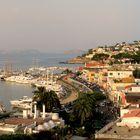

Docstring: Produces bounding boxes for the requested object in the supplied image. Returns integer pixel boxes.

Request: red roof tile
[125,85,140,89]
[123,109,140,118]
[85,63,106,67]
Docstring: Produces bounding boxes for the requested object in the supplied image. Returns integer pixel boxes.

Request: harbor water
[0,81,33,111]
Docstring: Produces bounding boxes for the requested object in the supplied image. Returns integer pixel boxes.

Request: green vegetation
[61,68,73,74]
[133,68,140,78]
[75,71,82,76]
[79,40,140,65]
[0,90,107,139]
[87,49,93,54]
[71,91,106,125]
[33,87,61,112]
[132,51,140,63]
[92,53,109,61]
[92,91,106,101]
[73,92,95,125]
[59,91,106,137]
[111,52,132,59]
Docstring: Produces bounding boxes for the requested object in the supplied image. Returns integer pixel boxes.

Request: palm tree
[73,92,95,125]
[33,87,61,112]
[45,90,61,112]
[33,87,46,111]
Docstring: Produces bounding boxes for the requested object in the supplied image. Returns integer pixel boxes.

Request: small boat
[10,96,32,107]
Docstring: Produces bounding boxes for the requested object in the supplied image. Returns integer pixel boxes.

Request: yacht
[10,96,32,108]
[5,75,34,84]
[33,80,64,95]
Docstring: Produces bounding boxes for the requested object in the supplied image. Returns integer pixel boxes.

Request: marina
[0,53,83,110]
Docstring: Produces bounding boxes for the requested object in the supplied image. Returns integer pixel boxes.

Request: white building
[117,109,140,129]
[108,70,133,79]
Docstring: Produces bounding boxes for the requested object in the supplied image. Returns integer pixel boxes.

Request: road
[57,76,79,104]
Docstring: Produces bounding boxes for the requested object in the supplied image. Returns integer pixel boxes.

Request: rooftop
[85,62,108,68]
[123,109,140,118]
[104,124,140,137]
[0,117,47,125]
[96,119,140,139]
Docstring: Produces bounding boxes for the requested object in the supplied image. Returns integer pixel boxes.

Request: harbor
[0,65,81,135]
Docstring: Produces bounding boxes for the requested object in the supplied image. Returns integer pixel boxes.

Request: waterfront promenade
[58,75,93,104]
[58,76,79,104]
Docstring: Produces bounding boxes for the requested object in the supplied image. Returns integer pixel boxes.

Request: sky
[0,0,140,53]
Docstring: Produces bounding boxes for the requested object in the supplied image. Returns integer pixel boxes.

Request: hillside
[77,41,140,64]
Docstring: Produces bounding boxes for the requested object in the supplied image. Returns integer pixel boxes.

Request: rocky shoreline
[60,57,89,64]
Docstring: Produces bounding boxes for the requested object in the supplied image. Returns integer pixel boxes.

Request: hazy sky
[0,0,140,53]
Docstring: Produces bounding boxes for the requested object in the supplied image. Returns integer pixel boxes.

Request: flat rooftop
[103,125,140,136]
[95,119,140,139]
[0,116,54,126]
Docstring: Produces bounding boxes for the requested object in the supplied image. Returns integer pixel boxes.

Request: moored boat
[10,96,32,108]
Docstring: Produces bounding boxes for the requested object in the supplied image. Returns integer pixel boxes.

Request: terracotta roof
[85,63,106,67]
[121,77,135,83]
[125,85,140,89]
[125,85,133,89]
[125,92,140,95]
[0,117,51,125]
[123,109,140,118]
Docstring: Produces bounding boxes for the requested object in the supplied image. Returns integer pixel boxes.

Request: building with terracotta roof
[85,62,109,69]
[117,109,140,129]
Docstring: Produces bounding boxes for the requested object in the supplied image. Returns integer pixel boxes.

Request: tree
[92,91,106,101]
[87,49,93,54]
[45,90,61,112]
[133,68,140,78]
[75,71,82,76]
[132,51,140,63]
[61,69,73,74]
[73,92,95,125]
[33,87,61,112]
[92,53,109,61]
[82,53,86,57]
[111,53,132,59]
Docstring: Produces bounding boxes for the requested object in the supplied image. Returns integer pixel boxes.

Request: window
[110,73,113,75]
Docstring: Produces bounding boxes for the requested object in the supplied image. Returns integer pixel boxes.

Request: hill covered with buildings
[69,40,140,64]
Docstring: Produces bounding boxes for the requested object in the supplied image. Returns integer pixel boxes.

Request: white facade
[85,54,94,59]
[117,117,140,129]
[108,70,133,79]
[126,86,140,92]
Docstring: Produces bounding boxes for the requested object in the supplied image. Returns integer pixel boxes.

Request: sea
[0,52,83,111]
